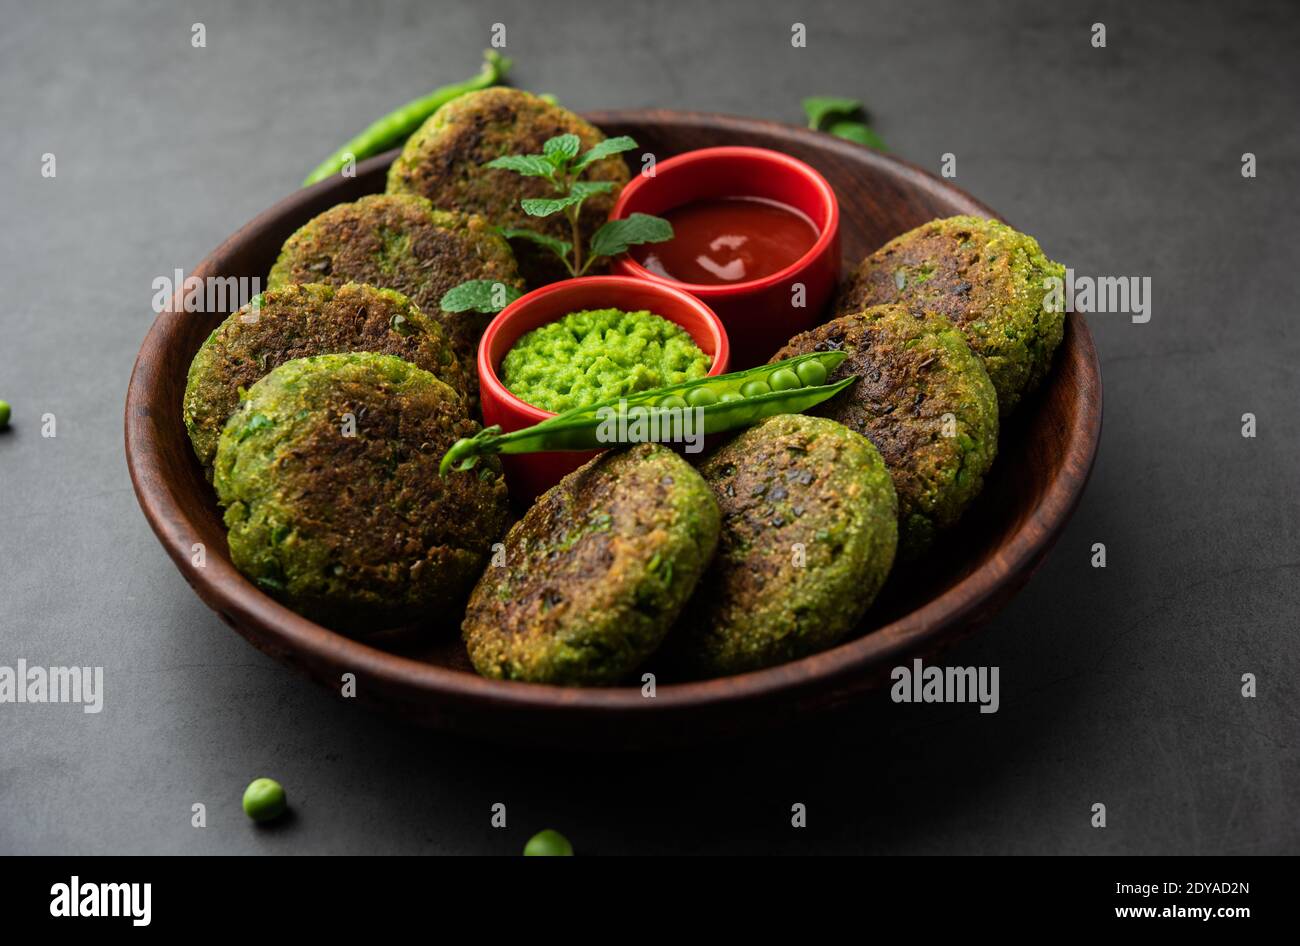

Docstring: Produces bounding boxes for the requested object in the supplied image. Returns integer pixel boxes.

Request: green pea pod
[536,351,845,422]
[302,50,512,186]
[439,352,855,475]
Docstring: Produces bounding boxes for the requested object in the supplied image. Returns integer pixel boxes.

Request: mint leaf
[570,180,616,199]
[574,135,638,171]
[588,213,673,259]
[520,193,585,217]
[802,96,866,130]
[543,134,581,167]
[484,154,555,178]
[498,228,573,260]
[826,120,886,151]
[520,182,615,221]
[439,279,525,314]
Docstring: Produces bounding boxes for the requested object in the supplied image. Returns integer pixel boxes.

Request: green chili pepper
[302,50,512,186]
[440,351,853,475]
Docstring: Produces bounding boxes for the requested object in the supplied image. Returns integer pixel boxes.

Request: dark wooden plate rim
[125,109,1102,718]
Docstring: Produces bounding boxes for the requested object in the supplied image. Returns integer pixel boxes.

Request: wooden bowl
[125,110,1101,747]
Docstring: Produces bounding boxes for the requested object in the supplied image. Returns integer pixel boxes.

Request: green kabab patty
[835,215,1065,414]
[665,414,898,677]
[772,304,998,559]
[183,282,465,470]
[213,352,509,632]
[462,444,720,685]
[267,194,523,393]
[386,87,630,286]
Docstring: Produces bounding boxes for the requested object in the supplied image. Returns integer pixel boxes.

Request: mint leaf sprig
[485,133,671,276]
[439,134,674,315]
[439,279,525,314]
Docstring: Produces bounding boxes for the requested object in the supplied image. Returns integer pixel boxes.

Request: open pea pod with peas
[440,351,854,474]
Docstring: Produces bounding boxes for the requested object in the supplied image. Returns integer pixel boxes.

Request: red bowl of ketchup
[610,146,840,367]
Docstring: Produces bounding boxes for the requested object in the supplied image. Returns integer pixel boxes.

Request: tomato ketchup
[631,196,819,286]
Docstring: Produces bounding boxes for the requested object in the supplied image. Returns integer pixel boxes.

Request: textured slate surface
[1,0,1296,854]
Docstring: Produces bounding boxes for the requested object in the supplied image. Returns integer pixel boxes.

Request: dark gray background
[2,0,1296,855]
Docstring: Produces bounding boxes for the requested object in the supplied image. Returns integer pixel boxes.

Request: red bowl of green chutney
[477,275,731,500]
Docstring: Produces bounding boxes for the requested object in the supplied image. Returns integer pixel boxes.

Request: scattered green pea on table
[242,777,287,823]
[0,400,10,429]
[524,829,574,856]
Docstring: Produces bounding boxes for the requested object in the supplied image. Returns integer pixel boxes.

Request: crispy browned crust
[462,444,720,685]
[267,194,523,393]
[665,414,898,676]
[771,304,998,557]
[834,215,1065,413]
[184,282,466,470]
[213,353,508,633]
[386,88,630,286]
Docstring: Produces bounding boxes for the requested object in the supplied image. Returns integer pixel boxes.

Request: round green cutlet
[835,215,1066,414]
[772,304,998,559]
[267,194,523,393]
[212,352,509,633]
[183,282,465,471]
[386,87,630,286]
[462,444,720,686]
[664,414,898,678]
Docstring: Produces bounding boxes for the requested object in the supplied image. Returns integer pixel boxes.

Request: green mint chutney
[502,308,712,413]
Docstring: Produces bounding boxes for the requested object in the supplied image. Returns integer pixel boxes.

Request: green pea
[0,400,10,429]
[740,379,771,398]
[718,391,744,403]
[242,777,287,823]
[769,368,801,391]
[658,394,688,410]
[686,387,718,407]
[795,359,828,387]
[524,828,574,856]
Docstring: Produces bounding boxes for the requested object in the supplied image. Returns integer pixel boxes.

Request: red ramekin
[610,146,841,368]
[477,275,731,500]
